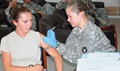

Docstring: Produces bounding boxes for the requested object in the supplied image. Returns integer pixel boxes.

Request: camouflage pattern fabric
[81,0,109,24]
[57,20,116,64]
[55,0,67,9]
[95,8,109,24]
[23,2,55,15]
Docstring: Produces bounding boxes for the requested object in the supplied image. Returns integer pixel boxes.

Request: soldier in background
[55,0,71,10]
[81,0,109,25]
[4,0,17,27]
[23,0,55,16]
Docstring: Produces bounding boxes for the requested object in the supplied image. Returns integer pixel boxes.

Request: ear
[12,20,17,26]
[79,11,85,17]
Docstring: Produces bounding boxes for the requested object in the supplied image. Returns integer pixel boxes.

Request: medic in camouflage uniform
[56,1,115,64]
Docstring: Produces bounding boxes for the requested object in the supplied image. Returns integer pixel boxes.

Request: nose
[67,18,70,22]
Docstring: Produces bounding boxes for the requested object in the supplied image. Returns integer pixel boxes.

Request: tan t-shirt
[0,30,42,66]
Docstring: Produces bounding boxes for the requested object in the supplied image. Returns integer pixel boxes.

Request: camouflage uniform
[57,20,116,64]
[55,0,68,9]
[23,2,55,15]
[81,0,109,25]
[5,6,37,31]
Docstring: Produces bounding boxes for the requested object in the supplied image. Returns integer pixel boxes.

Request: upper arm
[39,34,60,58]
[39,34,44,44]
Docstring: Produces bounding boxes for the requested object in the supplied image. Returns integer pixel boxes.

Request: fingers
[47,30,56,41]
[42,37,51,44]
[34,64,44,71]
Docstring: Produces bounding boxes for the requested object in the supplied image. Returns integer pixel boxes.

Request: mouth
[25,28,31,30]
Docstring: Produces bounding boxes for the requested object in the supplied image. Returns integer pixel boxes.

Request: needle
[51,26,56,30]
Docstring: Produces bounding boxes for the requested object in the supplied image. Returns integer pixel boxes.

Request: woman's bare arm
[40,34,63,71]
[1,51,43,71]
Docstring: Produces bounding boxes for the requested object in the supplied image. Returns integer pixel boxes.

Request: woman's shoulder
[88,20,99,29]
[70,27,80,35]
[1,31,15,41]
[29,30,40,35]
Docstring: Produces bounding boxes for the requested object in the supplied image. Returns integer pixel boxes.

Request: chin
[71,24,76,27]
[25,29,30,33]
[70,23,76,27]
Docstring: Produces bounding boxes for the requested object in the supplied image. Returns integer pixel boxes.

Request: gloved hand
[42,30,57,48]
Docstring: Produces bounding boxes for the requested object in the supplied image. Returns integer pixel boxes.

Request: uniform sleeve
[42,3,55,14]
[32,2,42,13]
[94,28,116,52]
[0,37,11,53]
[55,1,67,9]
[56,29,80,64]
[26,2,42,14]
[4,6,12,24]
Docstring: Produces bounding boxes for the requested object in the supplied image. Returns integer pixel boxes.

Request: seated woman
[0,6,62,71]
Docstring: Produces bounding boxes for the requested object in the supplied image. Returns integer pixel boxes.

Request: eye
[68,15,72,18]
[30,19,32,23]
[23,21,27,23]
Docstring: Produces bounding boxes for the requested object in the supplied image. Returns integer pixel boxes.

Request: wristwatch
[28,64,33,67]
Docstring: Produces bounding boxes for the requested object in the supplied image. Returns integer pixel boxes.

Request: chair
[41,48,47,70]
[93,2,104,8]
[100,25,118,51]
[38,14,72,44]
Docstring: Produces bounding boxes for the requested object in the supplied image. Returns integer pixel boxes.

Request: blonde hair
[67,1,88,15]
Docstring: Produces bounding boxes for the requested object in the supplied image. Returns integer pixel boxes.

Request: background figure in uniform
[4,0,17,27]
[81,0,109,25]
[43,1,116,64]
[23,0,55,16]
[0,6,62,71]
[55,0,72,10]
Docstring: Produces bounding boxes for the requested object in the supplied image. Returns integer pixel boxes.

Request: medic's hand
[42,30,57,48]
